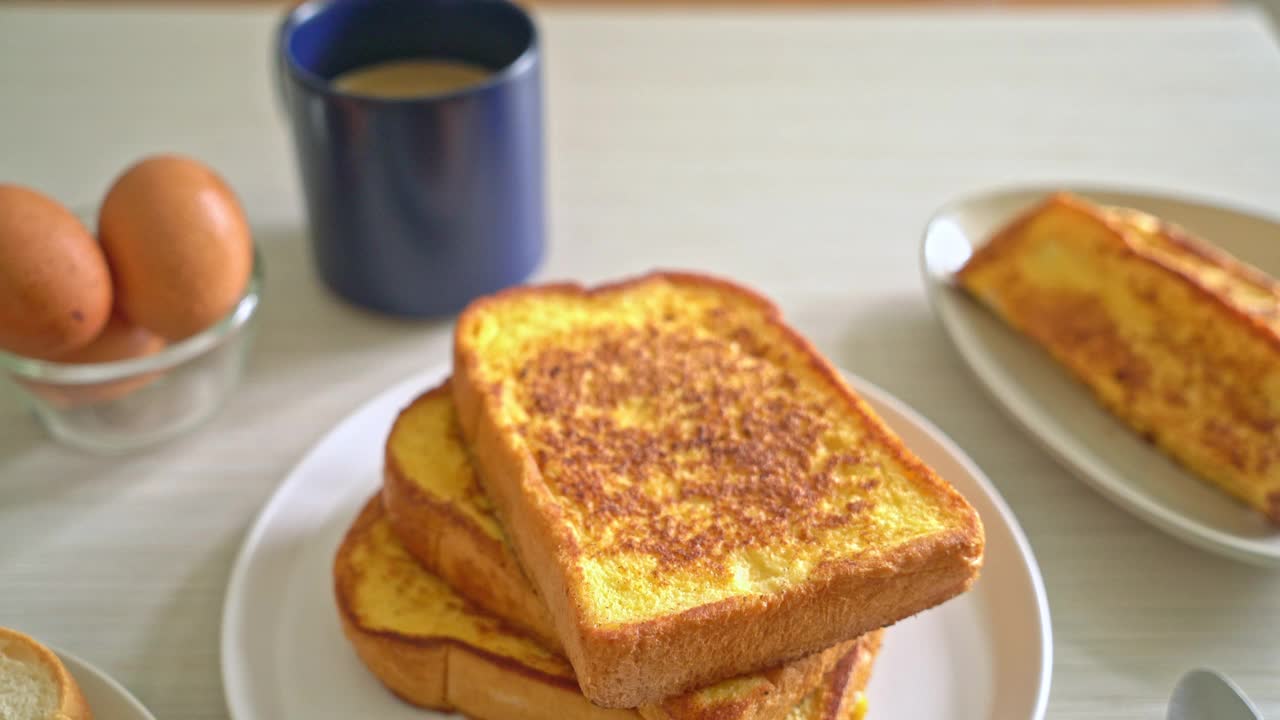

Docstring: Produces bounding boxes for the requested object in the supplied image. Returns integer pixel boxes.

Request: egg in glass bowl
[0,156,262,453]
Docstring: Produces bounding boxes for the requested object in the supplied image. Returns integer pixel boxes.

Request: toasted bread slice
[0,627,93,720]
[453,272,983,706]
[335,499,882,720]
[787,630,881,720]
[383,381,562,652]
[384,382,860,720]
[336,498,626,719]
[959,193,1280,522]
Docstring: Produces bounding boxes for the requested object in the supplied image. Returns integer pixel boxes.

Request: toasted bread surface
[336,499,881,719]
[786,630,882,720]
[0,627,93,720]
[385,381,861,720]
[634,643,837,720]
[335,498,630,719]
[959,193,1280,522]
[381,392,860,720]
[453,272,983,705]
[336,499,879,719]
[383,382,563,651]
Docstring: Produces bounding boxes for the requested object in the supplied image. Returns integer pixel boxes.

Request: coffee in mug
[276,0,544,317]
[332,59,493,99]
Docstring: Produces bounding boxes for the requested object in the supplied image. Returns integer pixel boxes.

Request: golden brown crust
[59,677,92,720]
[381,468,563,651]
[447,649,638,720]
[815,630,882,720]
[504,325,884,568]
[1149,215,1280,301]
[453,355,592,672]
[555,523,971,706]
[334,499,580,693]
[337,611,452,710]
[962,192,1280,355]
[385,385,869,720]
[955,194,1057,283]
[1120,207,1280,356]
[453,271,983,707]
[960,193,1280,521]
[59,678,92,720]
[0,627,94,720]
[382,389,564,652]
[337,500,885,720]
[333,500,454,709]
[335,499,635,720]
[639,641,854,720]
[339,593,633,718]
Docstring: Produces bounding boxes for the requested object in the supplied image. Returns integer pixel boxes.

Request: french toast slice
[335,498,883,720]
[383,382,860,720]
[958,193,1280,522]
[786,630,881,720]
[383,382,561,652]
[452,272,984,706]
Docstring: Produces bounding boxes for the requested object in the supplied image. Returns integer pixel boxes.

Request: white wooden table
[2,5,1279,719]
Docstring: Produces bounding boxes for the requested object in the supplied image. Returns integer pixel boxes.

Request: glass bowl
[0,252,263,453]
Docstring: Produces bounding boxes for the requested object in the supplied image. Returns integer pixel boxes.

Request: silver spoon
[1168,668,1263,720]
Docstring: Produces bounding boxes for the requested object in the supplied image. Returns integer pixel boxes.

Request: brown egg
[0,184,113,359]
[99,154,253,341]
[23,314,168,407]
[55,313,166,365]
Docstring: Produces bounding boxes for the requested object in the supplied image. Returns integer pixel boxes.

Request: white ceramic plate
[922,185,1280,566]
[57,648,157,720]
[221,366,1050,720]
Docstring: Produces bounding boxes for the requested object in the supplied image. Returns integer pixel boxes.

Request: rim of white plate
[854,375,1052,719]
[56,646,157,720]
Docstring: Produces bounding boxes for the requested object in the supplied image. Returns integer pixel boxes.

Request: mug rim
[277,0,539,106]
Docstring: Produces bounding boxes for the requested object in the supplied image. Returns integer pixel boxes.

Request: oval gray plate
[921,184,1280,567]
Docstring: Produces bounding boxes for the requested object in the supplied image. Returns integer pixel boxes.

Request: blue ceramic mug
[277,0,544,316]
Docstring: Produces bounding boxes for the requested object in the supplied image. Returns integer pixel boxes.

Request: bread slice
[383,382,861,720]
[959,193,1280,522]
[786,630,882,720]
[383,381,561,652]
[0,627,93,720]
[335,498,882,720]
[453,271,984,706]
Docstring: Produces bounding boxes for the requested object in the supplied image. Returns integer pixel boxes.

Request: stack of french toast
[333,272,986,719]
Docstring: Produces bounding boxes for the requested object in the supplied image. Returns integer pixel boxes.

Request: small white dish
[220,365,1050,720]
[57,648,157,720]
[922,184,1280,567]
